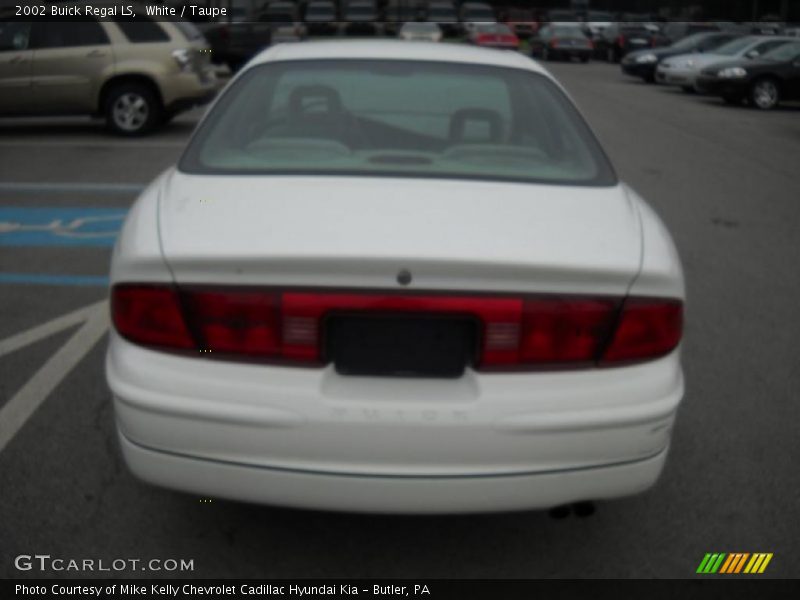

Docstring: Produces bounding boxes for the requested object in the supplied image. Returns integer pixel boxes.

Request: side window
[114,16,170,43]
[757,41,787,55]
[0,21,32,52]
[699,36,725,51]
[33,21,109,48]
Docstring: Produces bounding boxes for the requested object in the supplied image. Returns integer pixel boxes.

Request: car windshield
[552,26,585,38]
[712,36,758,55]
[620,26,650,36]
[464,8,494,21]
[671,32,710,51]
[181,60,616,186]
[477,24,511,34]
[403,23,439,32]
[347,7,375,19]
[307,6,335,18]
[429,9,456,20]
[761,41,800,61]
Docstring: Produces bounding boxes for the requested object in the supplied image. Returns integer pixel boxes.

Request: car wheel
[681,85,695,93]
[105,83,161,136]
[644,72,656,83]
[580,55,589,63]
[749,77,780,110]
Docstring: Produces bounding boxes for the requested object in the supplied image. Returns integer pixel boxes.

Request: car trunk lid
[157,170,642,296]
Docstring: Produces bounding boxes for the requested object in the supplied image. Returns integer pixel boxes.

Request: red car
[469,23,520,50]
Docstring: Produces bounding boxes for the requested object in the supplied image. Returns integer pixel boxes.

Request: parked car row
[619,32,800,110]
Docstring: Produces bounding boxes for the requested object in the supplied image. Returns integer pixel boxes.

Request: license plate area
[324,313,478,378]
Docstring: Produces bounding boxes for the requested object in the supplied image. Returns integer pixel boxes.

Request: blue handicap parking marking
[0,207,129,247]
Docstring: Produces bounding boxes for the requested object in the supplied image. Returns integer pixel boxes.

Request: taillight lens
[521,299,617,364]
[601,298,683,364]
[182,290,280,357]
[110,284,682,369]
[617,35,626,46]
[550,38,559,48]
[111,285,194,350]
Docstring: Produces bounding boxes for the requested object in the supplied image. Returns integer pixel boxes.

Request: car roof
[249,40,546,75]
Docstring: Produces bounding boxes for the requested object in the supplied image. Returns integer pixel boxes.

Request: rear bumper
[552,47,592,58]
[655,66,698,87]
[119,431,670,514]
[107,332,684,512]
[621,62,656,79]
[159,71,222,113]
[695,76,748,97]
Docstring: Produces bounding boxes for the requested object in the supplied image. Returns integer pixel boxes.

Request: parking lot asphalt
[1,61,798,579]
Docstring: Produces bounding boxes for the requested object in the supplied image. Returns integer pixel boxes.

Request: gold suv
[0,7,222,135]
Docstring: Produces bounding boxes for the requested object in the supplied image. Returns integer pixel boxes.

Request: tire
[580,55,589,63]
[105,82,161,136]
[681,85,695,93]
[644,72,656,83]
[749,77,780,110]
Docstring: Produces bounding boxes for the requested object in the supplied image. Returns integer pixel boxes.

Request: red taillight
[521,299,617,364]
[601,298,683,364]
[617,35,625,46]
[182,290,280,357]
[111,285,194,350]
[476,33,492,44]
[111,285,682,369]
[550,38,559,48]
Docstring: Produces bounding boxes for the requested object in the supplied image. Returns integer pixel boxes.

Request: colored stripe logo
[696,553,773,574]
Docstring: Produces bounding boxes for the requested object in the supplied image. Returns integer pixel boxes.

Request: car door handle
[85,49,107,58]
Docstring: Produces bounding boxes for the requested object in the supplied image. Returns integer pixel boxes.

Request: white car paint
[106,40,686,513]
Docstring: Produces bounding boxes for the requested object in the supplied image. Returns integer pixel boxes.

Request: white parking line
[0,302,109,455]
[0,300,107,359]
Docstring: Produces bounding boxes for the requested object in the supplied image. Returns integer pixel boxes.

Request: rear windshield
[180,60,616,186]
[552,26,586,38]
[477,24,512,34]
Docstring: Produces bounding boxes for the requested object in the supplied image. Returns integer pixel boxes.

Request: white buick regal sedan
[106,41,685,514]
